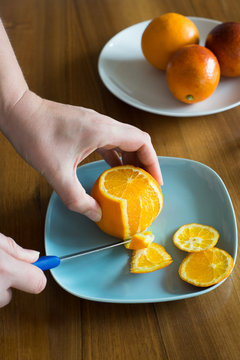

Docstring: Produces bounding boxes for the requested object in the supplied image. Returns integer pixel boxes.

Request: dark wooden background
[0,0,239,359]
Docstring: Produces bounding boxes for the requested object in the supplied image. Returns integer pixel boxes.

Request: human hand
[0,233,46,308]
[2,90,163,222]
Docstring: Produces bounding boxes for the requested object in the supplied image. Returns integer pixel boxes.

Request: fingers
[122,131,163,185]
[0,234,40,263]
[100,121,163,185]
[9,257,47,294]
[121,151,141,168]
[0,245,47,304]
[135,141,164,185]
[0,289,12,308]
[97,148,122,167]
[52,171,102,222]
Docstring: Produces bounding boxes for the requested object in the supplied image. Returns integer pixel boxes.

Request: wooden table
[0,0,239,359]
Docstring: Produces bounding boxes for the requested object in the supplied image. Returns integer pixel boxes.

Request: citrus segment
[131,243,172,273]
[91,165,163,239]
[125,231,154,250]
[173,224,219,252]
[179,247,233,287]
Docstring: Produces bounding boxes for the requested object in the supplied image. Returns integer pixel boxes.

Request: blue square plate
[45,157,237,303]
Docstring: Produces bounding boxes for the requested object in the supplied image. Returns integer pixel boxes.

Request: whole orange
[91,165,163,240]
[205,22,240,77]
[141,12,199,70]
[166,44,220,104]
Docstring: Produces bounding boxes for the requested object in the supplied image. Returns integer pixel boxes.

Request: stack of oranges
[141,12,240,104]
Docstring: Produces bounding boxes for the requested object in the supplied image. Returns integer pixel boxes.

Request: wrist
[0,85,28,126]
[0,90,43,147]
[0,19,29,130]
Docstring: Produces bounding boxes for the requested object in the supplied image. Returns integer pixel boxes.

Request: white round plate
[98,17,240,117]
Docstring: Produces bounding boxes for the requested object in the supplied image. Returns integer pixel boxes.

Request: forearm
[0,19,28,129]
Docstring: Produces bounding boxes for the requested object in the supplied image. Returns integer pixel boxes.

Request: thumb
[0,235,40,263]
[52,173,102,222]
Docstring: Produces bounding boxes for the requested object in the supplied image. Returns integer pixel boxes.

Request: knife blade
[32,239,131,271]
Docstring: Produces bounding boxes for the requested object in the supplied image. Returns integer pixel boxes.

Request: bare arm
[0,19,162,307]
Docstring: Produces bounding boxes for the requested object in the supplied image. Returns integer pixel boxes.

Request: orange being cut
[91,165,163,240]
[173,223,219,252]
[179,247,233,287]
[125,231,154,250]
[131,243,172,273]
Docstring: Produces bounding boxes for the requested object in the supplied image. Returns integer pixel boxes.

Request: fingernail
[158,169,164,186]
[85,208,102,222]
[160,174,164,186]
[25,249,40,262]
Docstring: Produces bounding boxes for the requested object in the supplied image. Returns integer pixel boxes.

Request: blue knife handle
[32,256,61,271]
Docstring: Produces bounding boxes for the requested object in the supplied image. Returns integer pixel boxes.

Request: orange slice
[179,247,233,287]
[91,165,163,239]
[131,243,172,273]
[173,223,219,252]
[125,231,154,249]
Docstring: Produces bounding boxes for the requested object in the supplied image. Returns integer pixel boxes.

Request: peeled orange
[91,165,163,240]
[141,12,199,70]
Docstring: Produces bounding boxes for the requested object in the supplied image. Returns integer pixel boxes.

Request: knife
[32,239,131,271]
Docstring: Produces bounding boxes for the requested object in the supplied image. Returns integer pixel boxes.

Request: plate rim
[44,157,238,303]
[98,17,240,117]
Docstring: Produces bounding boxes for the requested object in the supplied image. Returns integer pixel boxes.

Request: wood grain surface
[0,0,239,359]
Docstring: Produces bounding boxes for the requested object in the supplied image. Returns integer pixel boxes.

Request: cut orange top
[91,165,163,239]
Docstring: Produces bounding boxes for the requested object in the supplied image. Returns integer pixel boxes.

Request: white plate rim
[98,17,240,117]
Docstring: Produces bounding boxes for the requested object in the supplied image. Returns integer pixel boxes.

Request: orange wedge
[91,165,163,239]
[173,223,219,252]
[179,247,233,287]
[131,243,172,273]
[125,231,155,250]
